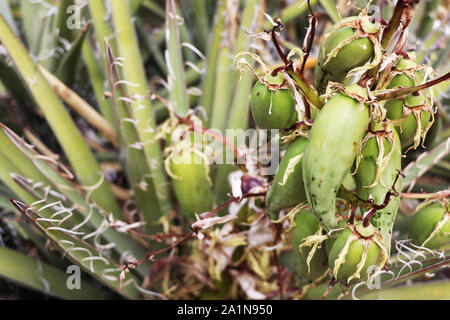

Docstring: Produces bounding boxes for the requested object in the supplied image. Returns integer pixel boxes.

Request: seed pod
[354,124,402,255]
[383,56,434,151]
[292,209,329,286]
[409,201,450,249]
[167,132,213,221]
[250,71,296,129]
[266,137,307,220]
[328,222,386,286]
[314,12,381,94]
[302,84,370,232]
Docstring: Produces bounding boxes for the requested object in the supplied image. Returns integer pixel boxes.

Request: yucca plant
[0,0,448,300]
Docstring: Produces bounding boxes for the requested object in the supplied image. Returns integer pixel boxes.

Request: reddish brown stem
[381,0,415,49]
[201,192,266,219]
[374,72,450,101]
[125,191,267,269]
[300,0,317,75]
[271,63,290,77]
[348,206,357,225]
[270,23,315,118]
[401,190,450,199]
[363,170,403,227]
[271,24,290,66]
[132,230,196,267]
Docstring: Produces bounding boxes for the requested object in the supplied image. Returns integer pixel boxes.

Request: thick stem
[287,69,323,109]
[271,24,323,111]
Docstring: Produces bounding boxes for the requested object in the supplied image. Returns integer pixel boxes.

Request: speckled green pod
[384,60,432,149]
[328,224,381,286]
[292,210,329,286]
[250,72,296,129]
[169,138,213,221]
[315,17,375,94]
[302,86,370,232]
[355,128,402,254]
[266,137,307,220]
[409,202,450,249]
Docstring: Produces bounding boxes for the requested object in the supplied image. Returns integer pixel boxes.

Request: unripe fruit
[328,223,382,286]
[250,72,296,129]
[315,16,379,94]
[355,126,402,254]
[325,219,348,255]
[168,134,213,221]
[292,210,329,286]
[383,57,433,150]
[409,202,450,249]
[266,137,307,220]
[303,85,370,232]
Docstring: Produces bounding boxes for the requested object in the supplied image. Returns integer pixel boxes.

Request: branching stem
[270,21,323,112]
[374,72,450,101]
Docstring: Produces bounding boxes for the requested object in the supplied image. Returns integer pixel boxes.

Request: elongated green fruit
[303,86,370,232]
[266,137,307,220]
[168,136,213,221]
[409,202,450,249]
[315,16,378,94]
[355,128,402,254]
[292,210,329,286]
[250,72,295,129]
[328,223,382,286]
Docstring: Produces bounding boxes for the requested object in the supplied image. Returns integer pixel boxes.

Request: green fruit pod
[302,84,370,232]
[250,71,296,129]
[328,222,386,286]
[354,124,402,255]
[314,11,381,94]
[167,132,213,221]
[292,209,329,286]
[409,201,450,249]
[383,56,434,151]
[266,137,308,220]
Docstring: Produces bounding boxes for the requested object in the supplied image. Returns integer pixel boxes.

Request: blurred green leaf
[0,246,104,300]
[0,12,122,220]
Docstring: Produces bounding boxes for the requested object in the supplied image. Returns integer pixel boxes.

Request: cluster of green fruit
[164,8,448,291]
[254,11,448,288]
